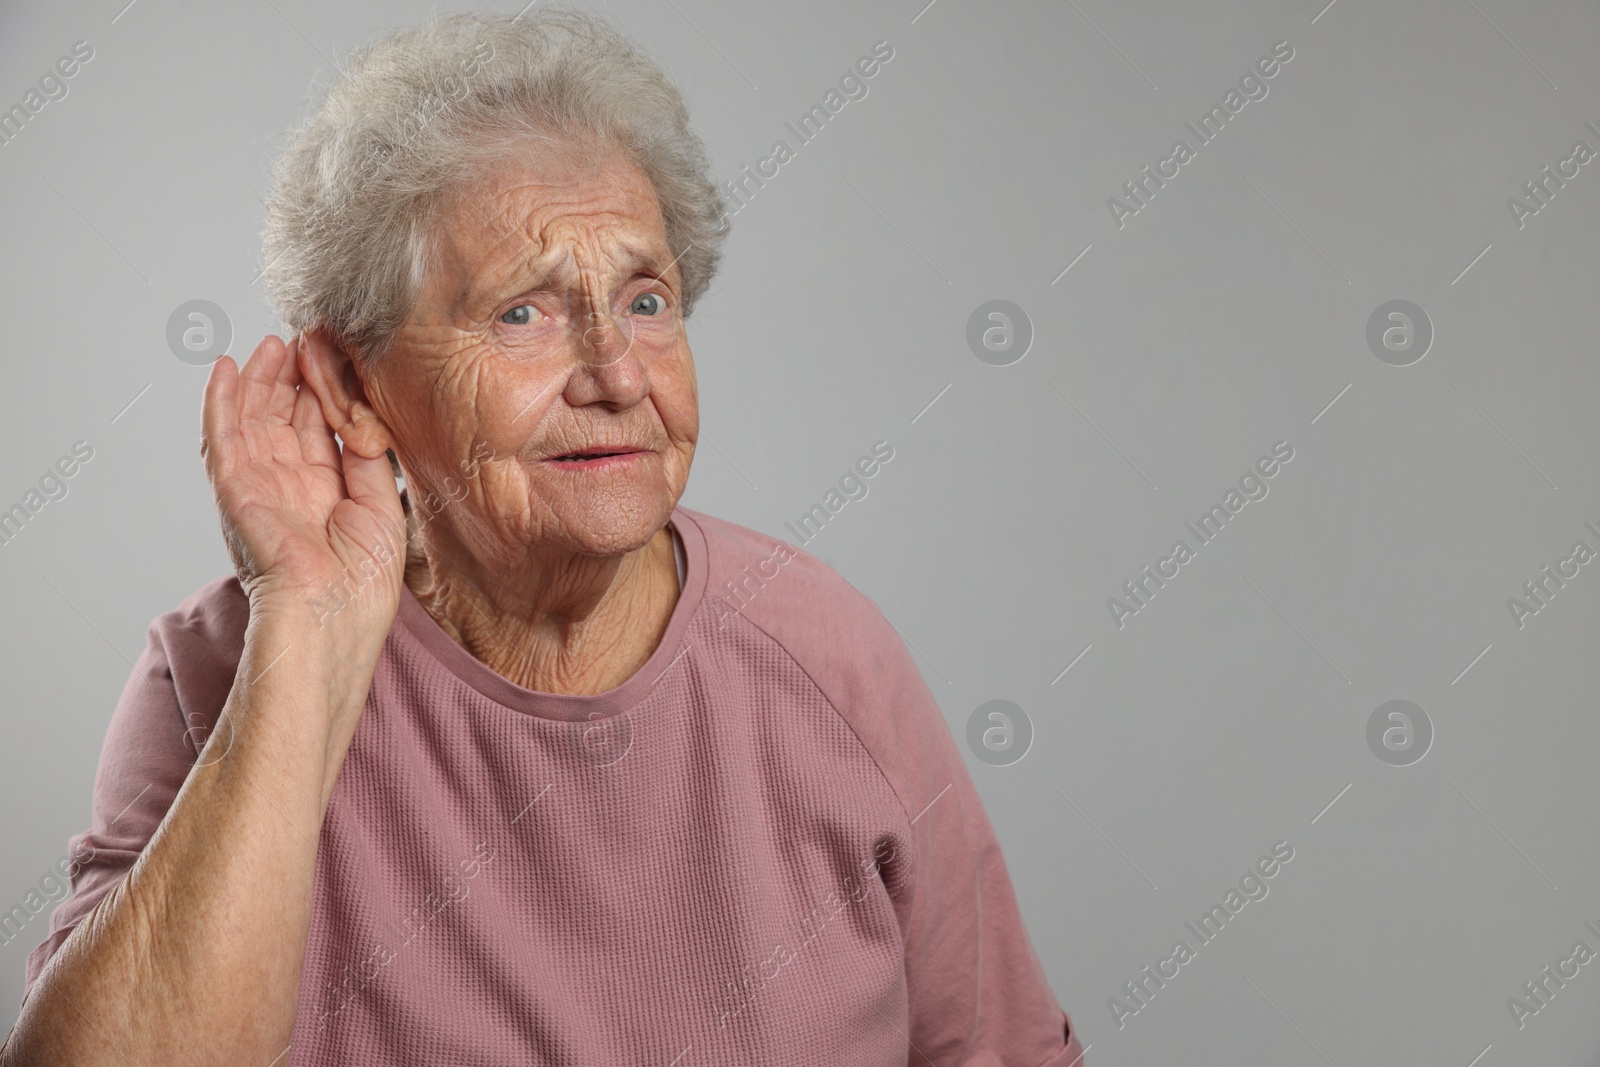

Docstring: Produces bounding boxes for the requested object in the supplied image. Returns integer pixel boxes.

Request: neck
[403,509,680,696]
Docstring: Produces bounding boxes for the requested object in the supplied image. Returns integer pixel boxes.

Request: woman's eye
[500,304,540,325]
[630,293,664,316]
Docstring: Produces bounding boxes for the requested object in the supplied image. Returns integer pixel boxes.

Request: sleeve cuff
[1034,1011,1087,1067]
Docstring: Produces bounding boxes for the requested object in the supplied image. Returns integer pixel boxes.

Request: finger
[341,442,403,516]
[236,338,284,465]
[239,335,297,427]
[285,334,305,409]
[200,354,241,485]
[289,363,341,471]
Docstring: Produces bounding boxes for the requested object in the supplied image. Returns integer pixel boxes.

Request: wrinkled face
[361,136,698,562]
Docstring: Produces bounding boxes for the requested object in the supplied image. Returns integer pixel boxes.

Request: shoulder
[90,575,249,820]
[675,506,949,817]
[134,574,250,730]
[677,505,899,668]
[150,573,250,670]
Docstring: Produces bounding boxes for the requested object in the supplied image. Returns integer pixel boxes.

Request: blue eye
[630,293,664,316]
[501,304,539,325]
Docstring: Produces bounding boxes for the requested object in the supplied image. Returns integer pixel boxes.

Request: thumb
[341,442,406,545]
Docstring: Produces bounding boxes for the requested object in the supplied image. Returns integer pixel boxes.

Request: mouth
[542,446,649,469]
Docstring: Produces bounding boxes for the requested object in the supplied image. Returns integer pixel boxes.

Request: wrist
[241,602,389,714]
[247,584,396,657]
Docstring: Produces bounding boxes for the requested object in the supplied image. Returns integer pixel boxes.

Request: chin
[540,491,675,558]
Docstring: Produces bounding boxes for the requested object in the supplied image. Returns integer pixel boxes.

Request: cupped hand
[200,333,406,632]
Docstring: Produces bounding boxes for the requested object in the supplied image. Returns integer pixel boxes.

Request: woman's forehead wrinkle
[434,187,545,316]
[572,236,612,321]
[429,218,507,320]
[434,153,669,323]
[457,187,524,260]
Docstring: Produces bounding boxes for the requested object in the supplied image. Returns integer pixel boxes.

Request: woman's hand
[201,334,406,638]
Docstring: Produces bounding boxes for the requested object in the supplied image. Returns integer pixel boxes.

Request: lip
[540,449,648,470]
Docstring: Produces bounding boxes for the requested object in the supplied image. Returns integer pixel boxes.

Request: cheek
[433,355,530,450]
[652,364,697,444]
[367,348,450,439]
[652,347,698,440]
[467,461,534,532]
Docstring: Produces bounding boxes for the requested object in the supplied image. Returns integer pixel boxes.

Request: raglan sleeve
[852,599,1086,1067]
[19,582,243,1007]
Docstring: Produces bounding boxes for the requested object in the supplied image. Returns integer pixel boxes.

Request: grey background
[2,0,1598,1062]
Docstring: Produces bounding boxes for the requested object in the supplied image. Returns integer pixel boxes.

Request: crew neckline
[671,522,686,589]
[395,505,708,722]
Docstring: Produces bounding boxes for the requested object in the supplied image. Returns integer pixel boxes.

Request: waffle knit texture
[23,505,1083,1066]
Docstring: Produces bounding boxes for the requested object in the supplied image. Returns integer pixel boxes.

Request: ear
[297,327,393,460]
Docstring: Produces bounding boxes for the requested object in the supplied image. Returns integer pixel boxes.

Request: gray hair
[260,7,728,368]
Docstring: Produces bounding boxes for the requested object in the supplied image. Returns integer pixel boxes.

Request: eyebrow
[484,239,675,304]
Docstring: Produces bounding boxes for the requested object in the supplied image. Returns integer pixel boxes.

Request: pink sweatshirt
[22,505,1084,1065]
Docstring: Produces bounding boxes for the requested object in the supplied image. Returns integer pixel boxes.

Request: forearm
[3,612,379,1066]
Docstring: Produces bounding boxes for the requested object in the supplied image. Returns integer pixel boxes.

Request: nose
[564,304,647,408]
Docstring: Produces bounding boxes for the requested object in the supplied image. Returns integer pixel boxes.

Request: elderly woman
[3,10,1082,1066]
